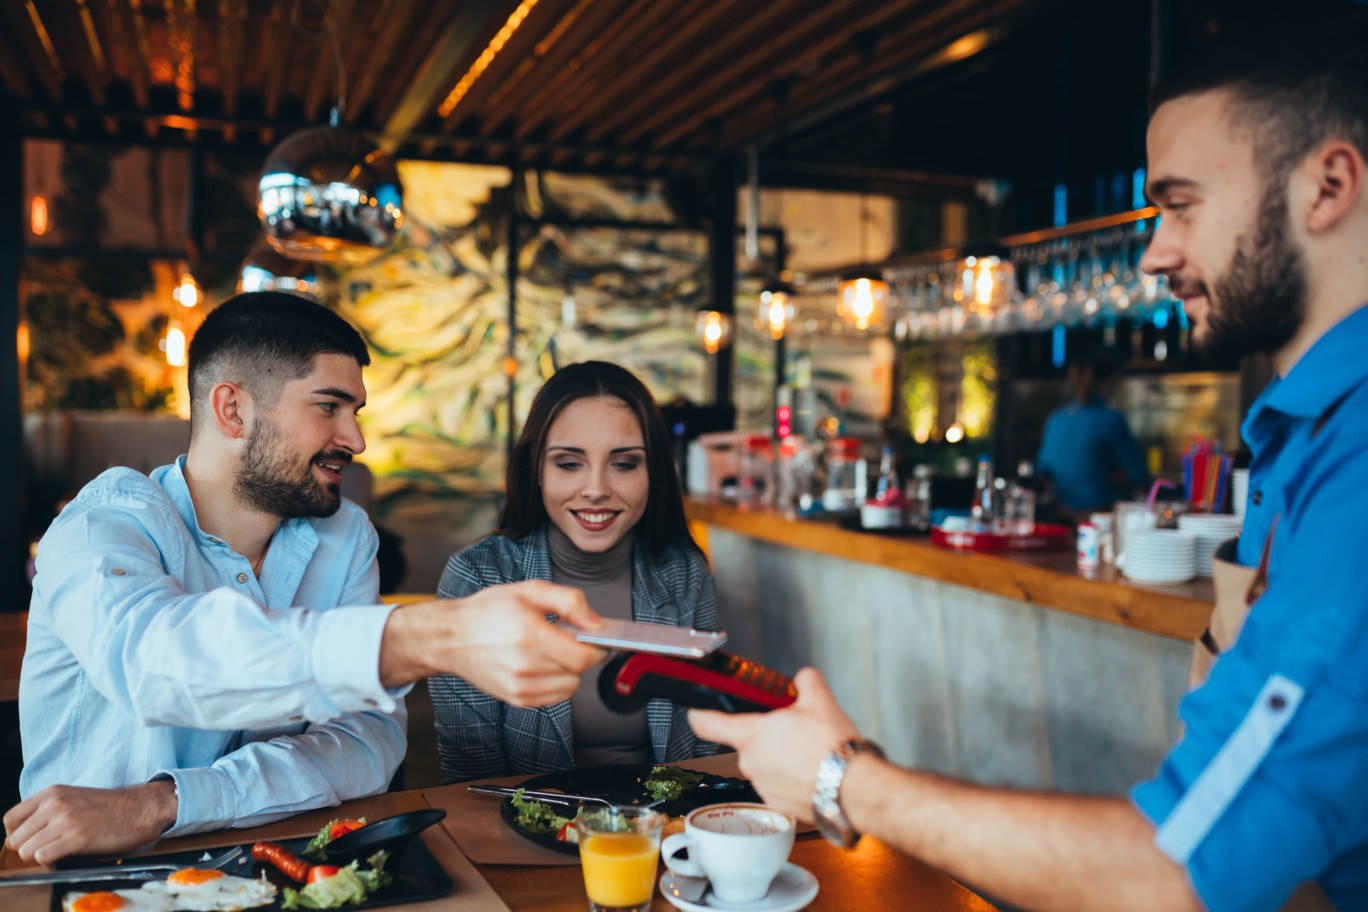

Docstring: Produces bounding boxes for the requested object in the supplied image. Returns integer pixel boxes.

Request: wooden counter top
[687,499,1213,642]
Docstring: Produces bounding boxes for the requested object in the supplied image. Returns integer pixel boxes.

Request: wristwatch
[812,737,884,848]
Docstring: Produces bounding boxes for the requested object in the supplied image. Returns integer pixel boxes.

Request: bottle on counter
[971,454,997,532]
[874,445,898,500]
[905,465,934,530]
[737,435,773,510]
[822,437,863,513]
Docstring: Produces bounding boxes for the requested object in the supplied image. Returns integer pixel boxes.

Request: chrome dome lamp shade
[238,239,322,299]
[258,126,404,265]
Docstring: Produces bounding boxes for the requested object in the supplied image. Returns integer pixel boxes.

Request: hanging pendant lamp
[238,239,322,299]
[757,278,797,340]
[256,5,402,264]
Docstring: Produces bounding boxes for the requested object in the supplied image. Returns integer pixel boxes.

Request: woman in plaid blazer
[429,362,719,783]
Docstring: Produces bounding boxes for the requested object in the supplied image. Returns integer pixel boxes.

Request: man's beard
[1180,178,1308,362]
[234,415,347,518]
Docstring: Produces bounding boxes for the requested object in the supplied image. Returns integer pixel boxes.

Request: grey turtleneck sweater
[548,524,653,767]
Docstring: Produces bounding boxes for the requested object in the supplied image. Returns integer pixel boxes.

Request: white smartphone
[560,618,727,658]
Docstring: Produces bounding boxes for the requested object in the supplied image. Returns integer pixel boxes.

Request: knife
[0,863,183,887]
[467,785,615,806]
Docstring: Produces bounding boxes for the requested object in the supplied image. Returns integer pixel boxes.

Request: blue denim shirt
[1132,303,1368,910]
[19,457,406,837]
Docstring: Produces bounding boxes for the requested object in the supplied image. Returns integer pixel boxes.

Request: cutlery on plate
[0,844,246,887]
[468,785,616,807]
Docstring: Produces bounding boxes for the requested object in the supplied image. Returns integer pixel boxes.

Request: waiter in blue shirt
[691,10,1368,911]
[1036,352,1150,517]
[4,292,606,865]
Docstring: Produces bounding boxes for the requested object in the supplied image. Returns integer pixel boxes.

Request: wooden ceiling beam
[70,0,111,106]
[303,0,351,122]
[164,0,197,113]
[590,0,844,145]
[511,0,682,140]
[437,0,581,133]
[375,0,500,146]
[0,29,33,99]
[626,0,935,150]
[477,0,633,136]
[342,0,420,124]
[369,0,457,125]
[5,1,65,101]
[547,0,754,142]
[104,0,150,109]
[261,0,294,121]
[717,0,1032,150]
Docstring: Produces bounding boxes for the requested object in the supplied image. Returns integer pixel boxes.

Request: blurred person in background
[1036,351,1150,518]
[430,361,719,782]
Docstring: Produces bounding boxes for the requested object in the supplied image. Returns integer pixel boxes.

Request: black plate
[48,830,453,912]
[325,809,446,865]
[499,764,761,856]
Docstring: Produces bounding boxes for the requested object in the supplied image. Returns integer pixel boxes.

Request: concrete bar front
[687,498,1214,795]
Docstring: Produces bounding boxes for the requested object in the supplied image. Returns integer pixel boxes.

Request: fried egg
[61,888,173,912]
[162,869,277,911]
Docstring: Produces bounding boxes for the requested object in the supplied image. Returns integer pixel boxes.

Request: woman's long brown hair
[496,361,700,557]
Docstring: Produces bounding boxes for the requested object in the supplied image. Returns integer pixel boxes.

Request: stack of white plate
[1178,513,1244,577]
[1231,469,1250,517]
[1122,530,1197,584]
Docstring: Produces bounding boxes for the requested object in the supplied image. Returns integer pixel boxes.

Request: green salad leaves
[280,851,392,910]
[642,766,704,802]
[510,787,572,835]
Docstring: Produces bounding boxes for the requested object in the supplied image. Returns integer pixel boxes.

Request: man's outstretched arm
[690,668,1202,912]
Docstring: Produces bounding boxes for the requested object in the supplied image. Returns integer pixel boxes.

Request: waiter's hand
[689,667,860,823]
[4,780,178,866]
[379,580,605,705]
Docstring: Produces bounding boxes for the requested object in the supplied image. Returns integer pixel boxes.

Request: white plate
[660,863,819,912]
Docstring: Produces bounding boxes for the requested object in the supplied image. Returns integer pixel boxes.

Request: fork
[0,844,246,886]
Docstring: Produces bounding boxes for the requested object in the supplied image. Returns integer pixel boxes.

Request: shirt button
[110,568,126,576]
[1252,490,1263,506]
[364,699,378,708]
[290,716,303,723]
[1269,693,1287,711]
[236,572,248,584]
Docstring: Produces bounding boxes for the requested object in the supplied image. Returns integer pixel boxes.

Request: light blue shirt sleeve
[33,496,400,730]
[160,524,408,836]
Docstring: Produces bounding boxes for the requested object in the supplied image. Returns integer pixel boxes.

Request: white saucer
[659,863,818,912]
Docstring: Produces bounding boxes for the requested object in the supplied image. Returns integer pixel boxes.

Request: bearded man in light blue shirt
[6,291,607,865]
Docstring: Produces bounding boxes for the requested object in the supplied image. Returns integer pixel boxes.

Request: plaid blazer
[429,527,720,783]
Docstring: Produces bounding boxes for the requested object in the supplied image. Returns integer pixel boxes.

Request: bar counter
[685,499,1214,642]
[686,498,1210,797]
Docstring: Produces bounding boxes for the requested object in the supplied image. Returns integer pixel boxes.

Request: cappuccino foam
[693,807,789,836]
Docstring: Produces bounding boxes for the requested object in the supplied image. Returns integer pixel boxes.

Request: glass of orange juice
[574,806,665,912]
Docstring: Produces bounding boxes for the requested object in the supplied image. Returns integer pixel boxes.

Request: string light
[437,0,541,117]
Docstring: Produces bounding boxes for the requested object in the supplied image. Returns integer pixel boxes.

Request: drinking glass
[575,806,665,912]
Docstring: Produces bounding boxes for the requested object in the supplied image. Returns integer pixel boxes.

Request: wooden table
[0,611,27,702]
[0,787,1000,911]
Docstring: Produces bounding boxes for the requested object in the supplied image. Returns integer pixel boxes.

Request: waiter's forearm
[840,757,1203,912]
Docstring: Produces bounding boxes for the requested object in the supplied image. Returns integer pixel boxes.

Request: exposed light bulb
[174,273,200,308]
[30,195,48,236]
[945,424,965,444]
[165,326,187,366]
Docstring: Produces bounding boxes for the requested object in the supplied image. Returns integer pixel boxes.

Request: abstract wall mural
[23,146,779,587]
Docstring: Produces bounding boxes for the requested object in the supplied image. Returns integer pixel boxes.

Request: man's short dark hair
[1149,6,1368,184]
[188,291,370,428]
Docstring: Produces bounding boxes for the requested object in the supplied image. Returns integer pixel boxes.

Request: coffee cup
[660,803,795,904]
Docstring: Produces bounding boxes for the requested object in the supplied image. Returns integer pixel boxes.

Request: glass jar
[738,435,773,509]
[822,437,863,513]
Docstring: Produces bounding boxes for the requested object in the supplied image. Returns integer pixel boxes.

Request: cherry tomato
[328,819,366,840]
[307,865,342,885]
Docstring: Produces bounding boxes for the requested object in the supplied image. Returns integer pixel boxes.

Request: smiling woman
[428,362,719,782]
